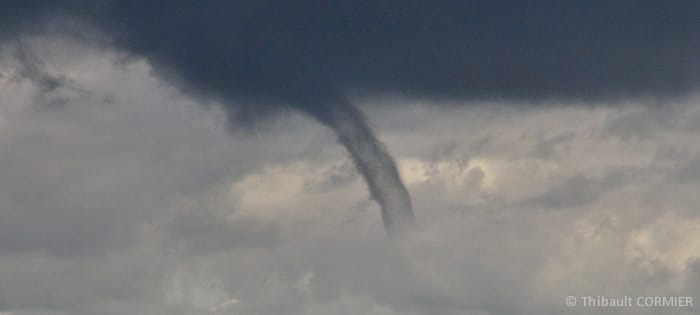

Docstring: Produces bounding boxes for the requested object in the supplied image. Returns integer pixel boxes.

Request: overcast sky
[1,33,700,315]
[2,3,700,315]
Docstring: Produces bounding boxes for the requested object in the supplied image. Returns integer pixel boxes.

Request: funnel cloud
[302,97,415,234]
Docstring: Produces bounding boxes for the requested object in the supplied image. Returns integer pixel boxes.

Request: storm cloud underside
[3,1,699,102]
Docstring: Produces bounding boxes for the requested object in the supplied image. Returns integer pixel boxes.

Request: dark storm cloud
[101,0,700,105]
[7,0,698,235]
[3,0,700,110]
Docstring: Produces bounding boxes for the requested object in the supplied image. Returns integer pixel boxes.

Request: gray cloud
[3,34,700,315]
[5,0,700,237]
[5,1,700,106]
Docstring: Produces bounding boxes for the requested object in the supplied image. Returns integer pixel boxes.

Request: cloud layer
[4,1,700,108]
[4,2,699,240]
[2,36,700,315]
